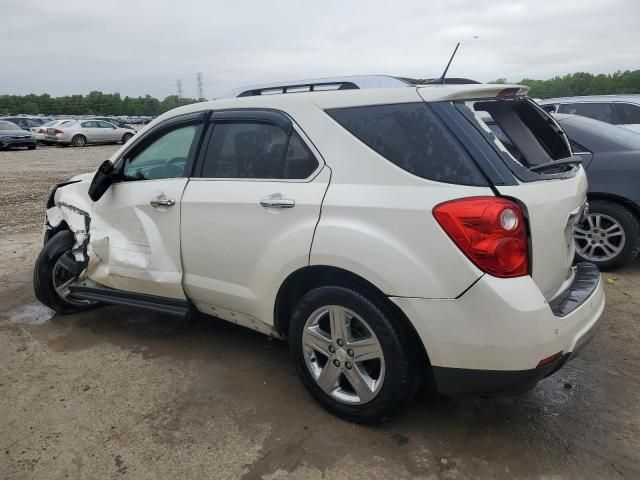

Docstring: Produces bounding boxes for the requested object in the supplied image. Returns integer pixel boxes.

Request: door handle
[260,197,295,209]
[150,197,175,208]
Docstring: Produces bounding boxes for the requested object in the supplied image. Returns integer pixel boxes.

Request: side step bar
[69,285,189,317]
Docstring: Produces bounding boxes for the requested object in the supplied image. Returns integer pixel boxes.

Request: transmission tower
[196,72,204,101]
[176,79,183,98]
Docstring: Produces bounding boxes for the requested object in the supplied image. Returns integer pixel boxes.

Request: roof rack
[223,75,483,98]
[224,75,413,98]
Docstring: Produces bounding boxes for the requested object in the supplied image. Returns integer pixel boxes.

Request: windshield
[0,121,21,131]
[557,115,640,151]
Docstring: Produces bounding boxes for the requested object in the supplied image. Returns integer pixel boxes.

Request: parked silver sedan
[43,120,136,147]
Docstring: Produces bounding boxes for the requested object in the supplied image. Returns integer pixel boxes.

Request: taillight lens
[433,197,529,278]
[38,128,45,134]
[53,129,63,135]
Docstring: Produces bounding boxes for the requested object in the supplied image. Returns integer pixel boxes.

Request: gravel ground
[0,146,639,479]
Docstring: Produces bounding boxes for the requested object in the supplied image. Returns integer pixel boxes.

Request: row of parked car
[0,116,139,150]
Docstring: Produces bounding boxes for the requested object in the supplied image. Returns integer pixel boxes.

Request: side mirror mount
[88,160,118,202]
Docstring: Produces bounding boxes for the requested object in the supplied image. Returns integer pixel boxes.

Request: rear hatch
[420,86,587,301]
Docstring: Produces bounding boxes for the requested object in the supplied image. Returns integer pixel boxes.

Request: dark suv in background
[487,113,640,270]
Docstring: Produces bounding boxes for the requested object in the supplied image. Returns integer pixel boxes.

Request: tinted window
[559,103,619,123]
[283,131,319,179]
[201,122,289,178]
[327,103,486,185]
[123,124,197,180]
[0,121,20,130]
[615,103,640,124]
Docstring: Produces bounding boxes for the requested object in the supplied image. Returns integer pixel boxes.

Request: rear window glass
[326,103,487,186]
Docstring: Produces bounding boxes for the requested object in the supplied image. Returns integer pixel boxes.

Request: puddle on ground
[0,303,55,325]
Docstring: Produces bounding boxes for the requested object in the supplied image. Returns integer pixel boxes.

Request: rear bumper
[392,262,605,395]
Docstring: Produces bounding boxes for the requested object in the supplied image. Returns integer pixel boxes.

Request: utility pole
[176,79,183,99]
[196,72,204,101]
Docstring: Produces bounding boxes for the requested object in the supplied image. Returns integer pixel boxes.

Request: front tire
[71,134,86,147]
[122,132,134,144]
[289,286,421,423]
[33,231,99,314]
[574,200,640,270]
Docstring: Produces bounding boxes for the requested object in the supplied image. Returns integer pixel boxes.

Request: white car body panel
[180,167,330,329]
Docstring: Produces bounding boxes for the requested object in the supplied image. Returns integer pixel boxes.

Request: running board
[69,285,189,317]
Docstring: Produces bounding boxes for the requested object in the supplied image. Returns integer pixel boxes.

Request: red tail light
[38,128,45,134]
[53,129,63,135]
[433,197,529,278]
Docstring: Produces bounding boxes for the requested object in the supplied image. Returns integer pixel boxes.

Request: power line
[176,79,183,98]
[196,72,204,101]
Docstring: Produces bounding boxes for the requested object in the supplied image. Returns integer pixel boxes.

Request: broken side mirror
[88,160,118,202]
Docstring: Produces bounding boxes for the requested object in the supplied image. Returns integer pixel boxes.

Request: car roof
[152,82,529,126]
[539,94,640,104]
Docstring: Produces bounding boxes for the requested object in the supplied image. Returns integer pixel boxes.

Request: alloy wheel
[302,305,385,405]
[51,254,94,306]
[574,213,626,262]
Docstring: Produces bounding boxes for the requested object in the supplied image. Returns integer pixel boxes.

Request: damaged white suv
[35,76,605,423]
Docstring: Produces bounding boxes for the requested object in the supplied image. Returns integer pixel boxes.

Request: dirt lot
[1,145,639,480]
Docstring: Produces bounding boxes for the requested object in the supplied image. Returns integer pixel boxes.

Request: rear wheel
[71,134,86,147]
[289,286,421,423]
[33,231,100,314]
[574,200,640,270]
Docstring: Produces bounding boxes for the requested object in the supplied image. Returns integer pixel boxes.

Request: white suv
[35,77,605,423]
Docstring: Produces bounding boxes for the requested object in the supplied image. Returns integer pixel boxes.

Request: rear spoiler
[418,84,530,101]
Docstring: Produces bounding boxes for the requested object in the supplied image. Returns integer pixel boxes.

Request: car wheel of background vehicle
[122,132,133,144]
[28,145,36,150]
[33,230,100,314]
[574,200,640,270]
[71,135,86,147]
[289,285,421,424]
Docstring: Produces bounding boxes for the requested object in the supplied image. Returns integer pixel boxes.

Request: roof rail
[224,75,413,98]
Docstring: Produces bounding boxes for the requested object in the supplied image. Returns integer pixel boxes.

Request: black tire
[289,285,421,424]
[575,200,640,271]
[33,230,99,314]
[71,134,86,147]
[122,132,134,144]
[28,145,36,150]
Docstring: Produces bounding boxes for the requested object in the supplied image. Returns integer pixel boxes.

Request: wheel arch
[587,192,640,219]
[274,265,432,372]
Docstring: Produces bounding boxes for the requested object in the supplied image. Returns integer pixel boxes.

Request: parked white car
[35,77,604,422]
[538,95,640,133]
[41,119,136,146]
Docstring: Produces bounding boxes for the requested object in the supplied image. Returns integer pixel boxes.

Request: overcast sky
[2,0,638,99]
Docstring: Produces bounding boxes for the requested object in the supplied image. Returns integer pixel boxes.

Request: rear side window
[326,103,487,186]
[559,102,619,124]
[615,103,640,124]
[201,122,318,179]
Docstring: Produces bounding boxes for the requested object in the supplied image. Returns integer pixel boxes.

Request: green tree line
[0,91,200,116]
[2,70,639,115]
[490,70,640,99]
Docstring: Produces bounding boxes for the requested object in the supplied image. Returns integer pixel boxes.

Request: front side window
[615,103,640,124]
[327,102,487,185]
[559,102,619,124]
[122,124,197,180]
